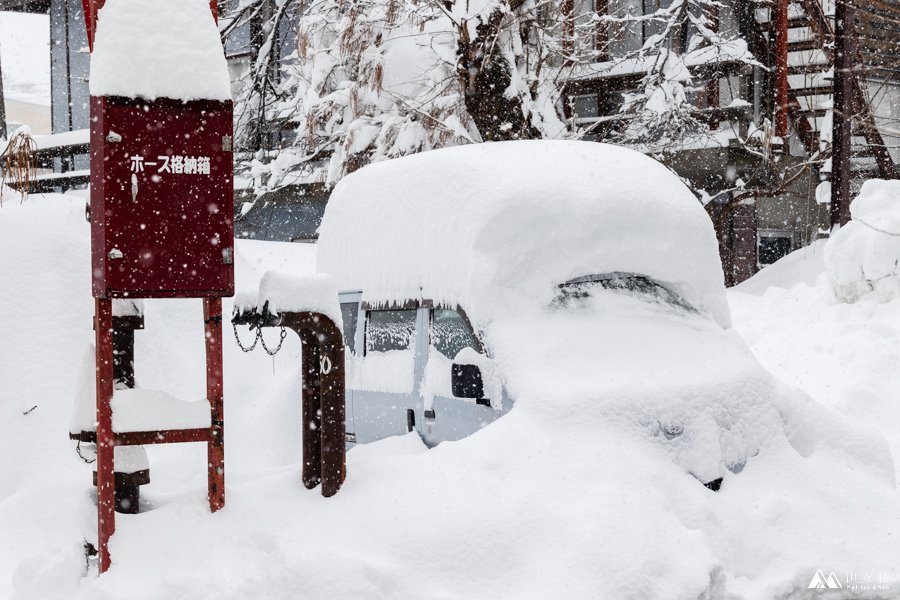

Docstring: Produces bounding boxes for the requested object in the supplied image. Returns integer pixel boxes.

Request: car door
[421,307,503,446]
[337,291,362,442]
[347,303,427,445]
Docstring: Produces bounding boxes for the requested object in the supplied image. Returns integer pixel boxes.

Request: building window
[757,230,794,266]
[572,94,601,123]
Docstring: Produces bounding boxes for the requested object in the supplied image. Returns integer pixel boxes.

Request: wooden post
[595,0,609,62]
[773,0,790,138]
[704,4,721,128]
[204,298,225,512]
[831,0,854,227]
[562,0,574,63]
[94,298,115,573]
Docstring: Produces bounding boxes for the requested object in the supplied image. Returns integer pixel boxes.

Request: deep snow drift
[733,259,900,486]
[825,180,900,303]
[1,189,899,599]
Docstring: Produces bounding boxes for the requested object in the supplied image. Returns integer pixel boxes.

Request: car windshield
[553,273,695,312]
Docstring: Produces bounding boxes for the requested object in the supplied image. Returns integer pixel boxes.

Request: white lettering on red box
[129,154,212,175]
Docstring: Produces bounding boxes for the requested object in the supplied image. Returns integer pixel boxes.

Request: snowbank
[735,239,827,295]
[90,0,231,102]
[733,240,900,485]
[825,179,900,302]
[318,141,731,328]
[3,193,900,600]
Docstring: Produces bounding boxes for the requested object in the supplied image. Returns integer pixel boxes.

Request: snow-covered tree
[223,0,762,192]
[224,0,573,191]
[571,0,759,150]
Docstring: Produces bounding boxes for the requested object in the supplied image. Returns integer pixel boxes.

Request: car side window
[365,309,417,354]
[430,309,479,359]
[339,301,359,353]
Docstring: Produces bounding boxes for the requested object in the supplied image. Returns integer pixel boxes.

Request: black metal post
[0,46,7,140]
[831,0,854,228]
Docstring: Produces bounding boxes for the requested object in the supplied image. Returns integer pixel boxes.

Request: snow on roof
[317,141,730,328]
[569,40,755,82]
[89,0,231,102]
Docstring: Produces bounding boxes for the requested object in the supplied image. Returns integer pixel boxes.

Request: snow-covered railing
[0,129,90,193]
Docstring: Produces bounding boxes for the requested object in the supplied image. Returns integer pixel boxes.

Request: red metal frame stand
[94,298,115,574]
[204,298,225,512]
[94,297,226,573]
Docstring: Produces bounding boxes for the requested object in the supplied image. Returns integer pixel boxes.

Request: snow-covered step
[788,71,831,89]
[111,389,212,433]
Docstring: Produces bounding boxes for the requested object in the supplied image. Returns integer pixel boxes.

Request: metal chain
[233,320,260,352]
[233,320,287,356]
[76,440,96,464]
[259,326,288,356]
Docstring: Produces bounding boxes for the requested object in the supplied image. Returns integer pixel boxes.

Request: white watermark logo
[808,570,893,592]
[808,571,842,590]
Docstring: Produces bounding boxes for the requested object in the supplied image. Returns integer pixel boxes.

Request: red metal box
[90,96,235,299]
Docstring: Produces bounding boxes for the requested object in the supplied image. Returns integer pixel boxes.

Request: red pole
[83,0,218,50]
[773,0,789,138]
[204,298,225,512]
[95,298,115,573]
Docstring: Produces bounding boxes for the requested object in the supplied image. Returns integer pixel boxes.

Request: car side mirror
[451,363,487,404]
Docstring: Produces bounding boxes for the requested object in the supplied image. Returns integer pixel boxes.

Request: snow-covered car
[315,140,872,489]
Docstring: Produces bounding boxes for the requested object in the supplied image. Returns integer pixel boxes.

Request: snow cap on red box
[89,0,231,102]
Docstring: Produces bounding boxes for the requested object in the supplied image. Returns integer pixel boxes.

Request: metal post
[301,335,323,490]
[110,313,145,513]
[94,298,115,573]
[204,298,225,512]
[316,321,346,498]
[282,313,346,497]
[0,46,7,140]
[773,0,790,138]
[831,0,854,227]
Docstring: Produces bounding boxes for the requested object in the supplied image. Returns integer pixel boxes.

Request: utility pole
[831,0,855,227]
[0,44,8,140]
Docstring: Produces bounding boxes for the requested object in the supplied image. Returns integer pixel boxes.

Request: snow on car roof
[89,0,232,102]
[317,140,731,328]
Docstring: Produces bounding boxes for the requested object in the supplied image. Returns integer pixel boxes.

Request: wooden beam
[832,0,854,227]
[774,0,790,137]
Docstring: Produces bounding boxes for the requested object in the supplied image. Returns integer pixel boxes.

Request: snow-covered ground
[2,186,900,599]
[0,12,50,107]
[731,245,900,484]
